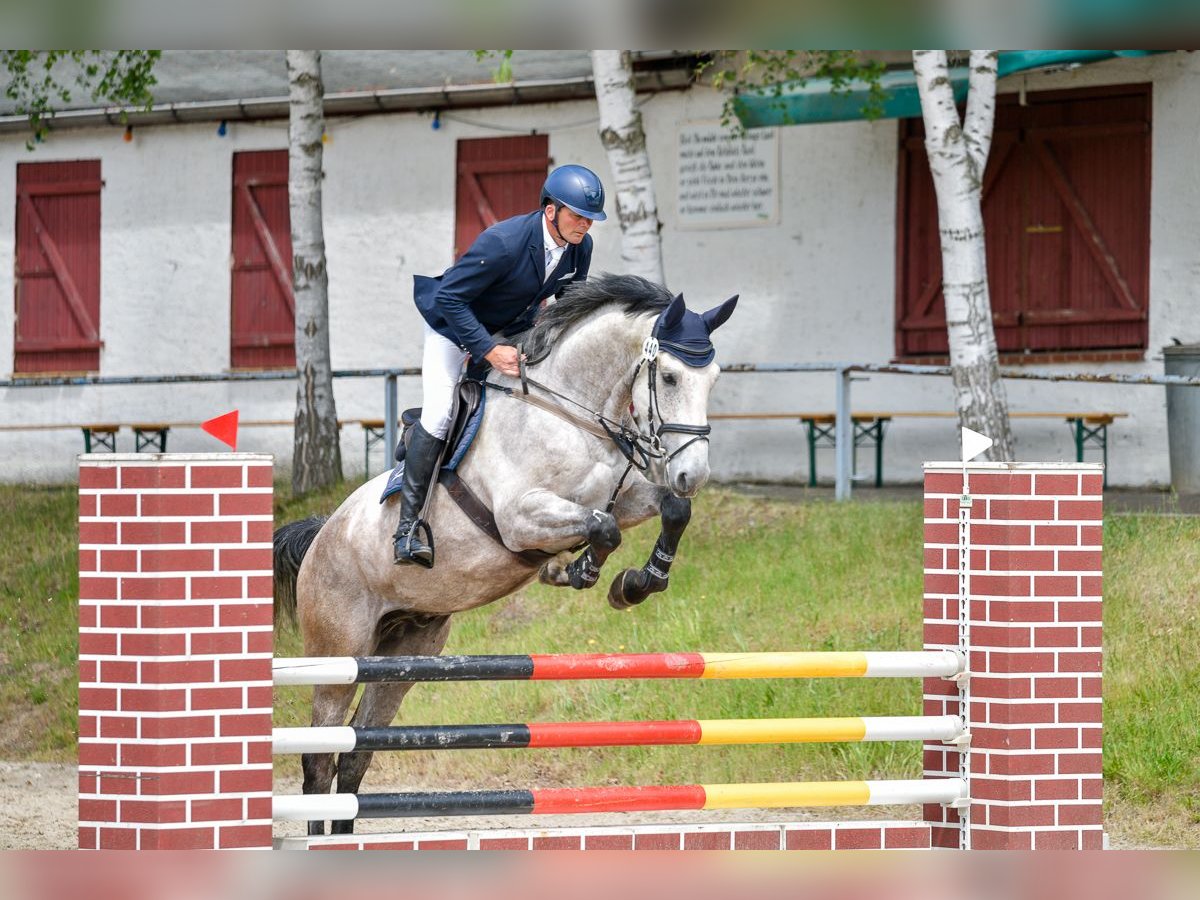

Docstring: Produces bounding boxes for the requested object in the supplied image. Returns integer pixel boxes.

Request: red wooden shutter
[454,135,550,259]
[896,84,1151,357]
[231,150,294,369]
[14,160,103,373]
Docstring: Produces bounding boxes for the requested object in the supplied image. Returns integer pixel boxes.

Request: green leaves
[698,50,888,134]
[473,49,513,84]
[1,50,161,149]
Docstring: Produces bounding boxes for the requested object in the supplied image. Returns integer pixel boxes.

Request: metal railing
[722,362,1200,498]
[4,362,1199,500]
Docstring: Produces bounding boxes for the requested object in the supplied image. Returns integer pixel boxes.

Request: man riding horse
[398,164,608,567]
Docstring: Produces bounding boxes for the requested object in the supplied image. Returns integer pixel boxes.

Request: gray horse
[274,273,737,835]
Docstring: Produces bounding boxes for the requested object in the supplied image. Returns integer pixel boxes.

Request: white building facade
[1,51,1196,486]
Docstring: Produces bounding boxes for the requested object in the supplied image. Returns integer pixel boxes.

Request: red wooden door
[896,84,1151,357]
[231,150,294,369]
[14,160,103,373]
[454,136,550,259]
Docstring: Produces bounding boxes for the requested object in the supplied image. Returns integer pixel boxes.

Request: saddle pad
[379,459,407,504]
[379,387,486,504]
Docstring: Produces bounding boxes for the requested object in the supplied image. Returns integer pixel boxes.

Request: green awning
[733,51,1164,128]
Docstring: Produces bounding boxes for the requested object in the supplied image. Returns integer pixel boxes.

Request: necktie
[544,248,556,282]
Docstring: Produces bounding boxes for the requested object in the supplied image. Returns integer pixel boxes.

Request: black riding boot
[392,421,446,568]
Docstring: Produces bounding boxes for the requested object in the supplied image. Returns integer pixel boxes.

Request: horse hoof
[608,568,647,610]
[538,552,573,586]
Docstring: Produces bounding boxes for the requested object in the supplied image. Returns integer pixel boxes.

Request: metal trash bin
[1164,344,1200,495]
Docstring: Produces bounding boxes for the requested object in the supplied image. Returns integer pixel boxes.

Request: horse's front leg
[608,490,692,610]
[500,489,622,590]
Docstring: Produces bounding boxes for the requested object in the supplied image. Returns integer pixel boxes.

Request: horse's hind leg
[509,499,621,590]
[330,614,453,836]
[301,682,358,836]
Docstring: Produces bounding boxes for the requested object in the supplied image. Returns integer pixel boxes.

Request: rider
[395,164,608,567]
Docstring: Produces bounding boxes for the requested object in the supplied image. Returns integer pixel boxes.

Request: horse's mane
[519,273,673,364]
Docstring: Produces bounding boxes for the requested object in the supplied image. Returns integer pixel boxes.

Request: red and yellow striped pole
[273,715,964,754]
[273,650,964,685]
[274,778,966,822]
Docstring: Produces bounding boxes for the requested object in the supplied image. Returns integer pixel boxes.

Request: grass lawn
[2,478,1196,847]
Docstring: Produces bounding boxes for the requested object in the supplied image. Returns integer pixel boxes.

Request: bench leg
[1101,426,1108,488]
[805,421,817,488]
[83,428,117,453]
[363,426,385,481]
[134,429,168,453]
[874,421,884,488]
[1070,418,1108,489]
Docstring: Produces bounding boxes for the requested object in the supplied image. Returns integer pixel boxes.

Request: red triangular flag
[201,410,239,450]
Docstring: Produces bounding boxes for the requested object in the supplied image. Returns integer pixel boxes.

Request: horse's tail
[273,516,327,628]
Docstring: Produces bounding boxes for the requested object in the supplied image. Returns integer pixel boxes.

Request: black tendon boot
[392,421,446,567]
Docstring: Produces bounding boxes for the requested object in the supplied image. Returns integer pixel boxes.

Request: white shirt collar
[541,215,566,257]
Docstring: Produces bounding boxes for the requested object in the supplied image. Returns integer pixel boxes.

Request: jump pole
[78,455,1103,850]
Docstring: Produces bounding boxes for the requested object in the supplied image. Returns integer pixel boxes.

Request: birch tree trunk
[591,50,665,284]
[913,50,1014,460]
[287,50,342,493]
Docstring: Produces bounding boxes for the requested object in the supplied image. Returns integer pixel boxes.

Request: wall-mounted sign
[676,123,779,229]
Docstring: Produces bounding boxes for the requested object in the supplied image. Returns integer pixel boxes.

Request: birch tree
[591,50,664,283]
[913,50,1014,460]
[287,50,342,493]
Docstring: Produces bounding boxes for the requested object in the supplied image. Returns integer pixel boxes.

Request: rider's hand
[485,344,523,377]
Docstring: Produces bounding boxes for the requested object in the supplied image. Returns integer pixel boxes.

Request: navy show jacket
[413,210,592,361]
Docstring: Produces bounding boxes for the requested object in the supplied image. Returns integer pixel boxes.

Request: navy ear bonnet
[651,293,739,367]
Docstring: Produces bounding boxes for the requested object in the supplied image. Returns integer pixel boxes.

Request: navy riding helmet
[541,164,607,221]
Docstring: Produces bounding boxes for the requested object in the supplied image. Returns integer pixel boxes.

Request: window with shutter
[14,160,103,374]
[896,84,1151,358]
[231,150,294,369]
[454,135,550,259]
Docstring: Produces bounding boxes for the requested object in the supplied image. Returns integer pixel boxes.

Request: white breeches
[419,323,470,439]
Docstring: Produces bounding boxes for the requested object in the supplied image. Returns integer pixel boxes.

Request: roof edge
[0,68,695,135]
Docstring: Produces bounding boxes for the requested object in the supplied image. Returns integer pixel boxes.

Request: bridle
[620,336,713,470]
[482,323,712,510]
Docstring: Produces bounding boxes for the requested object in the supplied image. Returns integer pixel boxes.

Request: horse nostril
[675,473,690,494]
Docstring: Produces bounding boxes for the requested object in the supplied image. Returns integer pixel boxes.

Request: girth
[438,469,558,568]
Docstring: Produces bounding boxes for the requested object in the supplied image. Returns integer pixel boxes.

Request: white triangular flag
[962,427,994,463]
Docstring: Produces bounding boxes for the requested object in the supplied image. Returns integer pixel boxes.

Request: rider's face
[545,204,594,245]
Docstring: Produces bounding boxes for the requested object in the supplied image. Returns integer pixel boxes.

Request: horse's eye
[662,373,677,386]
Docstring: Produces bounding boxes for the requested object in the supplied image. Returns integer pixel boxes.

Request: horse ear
[657,293,686,333]
[701,295,739,334]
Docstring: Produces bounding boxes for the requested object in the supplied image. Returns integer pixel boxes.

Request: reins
[482,329,712,512]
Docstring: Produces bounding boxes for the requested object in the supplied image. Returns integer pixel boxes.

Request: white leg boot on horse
[392,421,446,568]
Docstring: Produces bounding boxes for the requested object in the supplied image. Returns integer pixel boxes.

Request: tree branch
[964,50,998,180]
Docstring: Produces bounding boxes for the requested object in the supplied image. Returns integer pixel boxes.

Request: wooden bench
[1,419,336,456]
[132,423,170,453]
[82,424,120,453]
[709,412,1127,487]
[355,419,389,478]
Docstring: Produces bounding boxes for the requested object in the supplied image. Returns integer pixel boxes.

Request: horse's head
[522,275,738,499]
[632,292,739,498]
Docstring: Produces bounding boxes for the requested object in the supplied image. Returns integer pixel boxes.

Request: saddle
[391,379,485,472]
[380,379,553,567]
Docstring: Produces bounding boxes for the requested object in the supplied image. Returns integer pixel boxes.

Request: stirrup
[394,519,435,569]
